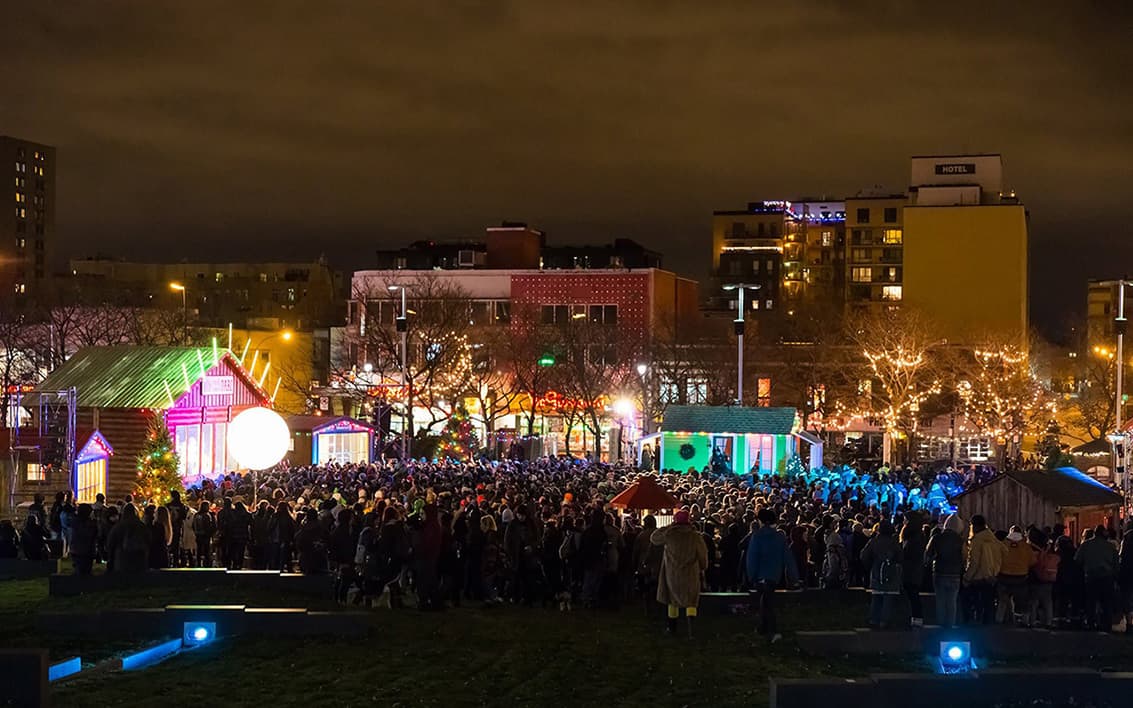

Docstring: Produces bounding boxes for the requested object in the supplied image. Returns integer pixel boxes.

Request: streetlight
[636,362,650,436]
[169,282,187,339]
[722,283,761,406]
[1112,280,1129,504]
[388,284,410,460]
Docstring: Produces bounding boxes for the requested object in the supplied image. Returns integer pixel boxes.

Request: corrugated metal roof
[660,405,797,435]
[32,346,225,409]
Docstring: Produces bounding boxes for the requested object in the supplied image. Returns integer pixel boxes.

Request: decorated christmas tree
[134,415,183,505]
[435,403,479,461]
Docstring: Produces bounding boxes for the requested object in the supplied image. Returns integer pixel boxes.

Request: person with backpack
[192,501,216,567]
[1029,528,1058,628]
[860,520,901,629]
[822,528,849,590]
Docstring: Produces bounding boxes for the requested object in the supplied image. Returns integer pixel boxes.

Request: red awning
[608,476,678,511]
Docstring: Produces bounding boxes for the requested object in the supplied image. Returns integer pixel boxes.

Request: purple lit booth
[285,416,375,466]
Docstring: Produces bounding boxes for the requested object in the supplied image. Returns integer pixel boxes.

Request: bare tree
[954,337,1053,465]
[845,306,945,464]
[1064,346,1117,444]
[351,274,473,440]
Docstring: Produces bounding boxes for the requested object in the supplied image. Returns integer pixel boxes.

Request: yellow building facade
[903,204,1028,343]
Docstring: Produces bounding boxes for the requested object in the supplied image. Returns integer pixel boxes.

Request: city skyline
[2,2,1131,339]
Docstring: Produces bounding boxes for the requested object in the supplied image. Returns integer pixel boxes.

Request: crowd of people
[3,457,1133,639]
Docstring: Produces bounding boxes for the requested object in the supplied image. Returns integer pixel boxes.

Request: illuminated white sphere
[227,407,290,470]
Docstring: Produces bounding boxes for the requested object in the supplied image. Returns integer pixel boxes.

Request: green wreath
[679,443,696,460]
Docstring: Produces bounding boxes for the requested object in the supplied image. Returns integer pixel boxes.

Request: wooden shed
[952,467,1123,540]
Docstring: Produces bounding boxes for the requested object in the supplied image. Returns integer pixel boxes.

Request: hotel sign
[934,163,976,175]
[202,375,234,397]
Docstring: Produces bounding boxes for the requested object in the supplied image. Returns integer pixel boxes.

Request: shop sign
[202,375,234,397]
[934,163,975,175]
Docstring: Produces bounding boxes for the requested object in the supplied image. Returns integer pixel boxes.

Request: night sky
[2,1,1131,339]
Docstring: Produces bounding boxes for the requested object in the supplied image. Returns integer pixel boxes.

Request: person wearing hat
[746,508,798,642]
[650,509,708,637]
[997,525,1036,624]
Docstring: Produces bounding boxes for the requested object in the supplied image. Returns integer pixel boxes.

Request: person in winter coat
[822,530,849,590]
[651,509,709,637]
[860,520,901,629]
[964,515,1003,624]
[250,501,272,569]
[192,501,216,567]
[503,505,541,606]
[294,508,328,575]
[0,520,19,559]
[225,501,252,570]
[329,508,356,603]
[180,506,197,562]
[632,515,664,616]
[106,504,150,574]
[997,527,1036,624]
[1028,528,1058,628]
[20,514,48,561]
[412,504,443,609]
[69,504,98,575]
[269,501,297,571]
[1119,525,1133,633]
[925,514,965,628]
[899,514,927,628]
[1076,526,1119,630]
[167,490,188,567]
[746,508,799,642]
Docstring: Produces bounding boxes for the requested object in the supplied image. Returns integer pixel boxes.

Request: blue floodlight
[182,621,217,647]
[938,640,972,673]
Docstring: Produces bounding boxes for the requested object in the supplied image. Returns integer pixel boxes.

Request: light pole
[169,282,187,341]
[722,283,761,406]
[1114,280,1128,506]
[636,362,649,436]
[388,285,410,461]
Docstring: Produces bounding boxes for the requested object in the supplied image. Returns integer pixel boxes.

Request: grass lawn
[1,579,1130,707]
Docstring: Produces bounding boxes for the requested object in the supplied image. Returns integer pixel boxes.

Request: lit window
[26,463,44,481]
[882,285,903,301]
[821,230,834,247]
[882,229,903,244]
[765,299,773,310]
[215,272,223,283]
[15,283,26,294]
[259,273,268,283]
[752,299,760,310]
[852,267,872,283]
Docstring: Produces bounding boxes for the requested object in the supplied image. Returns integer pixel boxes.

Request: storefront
[74,431,113,503]
[286,415,374,465]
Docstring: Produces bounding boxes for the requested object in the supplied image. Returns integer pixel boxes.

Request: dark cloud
[1,0,1131,335]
